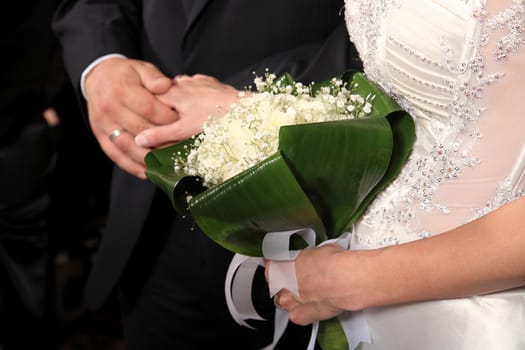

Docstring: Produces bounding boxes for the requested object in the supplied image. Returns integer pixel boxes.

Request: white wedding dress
[344,0,525,348]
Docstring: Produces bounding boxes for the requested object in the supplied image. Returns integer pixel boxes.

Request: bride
[270,0,525,349]
[134,0,525,348]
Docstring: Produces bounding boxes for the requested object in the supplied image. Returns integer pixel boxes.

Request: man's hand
[134,74,242,148]
[84,57,178,178]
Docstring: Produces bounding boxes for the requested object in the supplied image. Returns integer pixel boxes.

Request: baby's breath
[175,72,373,188]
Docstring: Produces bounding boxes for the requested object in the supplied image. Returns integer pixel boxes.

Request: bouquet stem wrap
[145,70,416,350]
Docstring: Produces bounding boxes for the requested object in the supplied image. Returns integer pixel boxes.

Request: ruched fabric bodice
[343,1,525,348]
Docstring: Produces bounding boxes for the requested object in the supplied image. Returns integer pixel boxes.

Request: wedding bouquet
[145,70,415,349]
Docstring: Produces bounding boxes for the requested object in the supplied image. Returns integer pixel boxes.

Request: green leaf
[188,153,327,256]
[317,319,349,350]
[278,117,393,238]
[144,137,206,213]
[345,111,415,229]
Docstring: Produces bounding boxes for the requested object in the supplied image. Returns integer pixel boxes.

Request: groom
[53,1,362,348]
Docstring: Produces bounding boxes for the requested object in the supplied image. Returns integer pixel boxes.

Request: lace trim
[471,177,525,221]
[481,0,525,60]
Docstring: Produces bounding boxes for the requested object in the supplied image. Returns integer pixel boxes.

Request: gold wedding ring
[108,127,126,142]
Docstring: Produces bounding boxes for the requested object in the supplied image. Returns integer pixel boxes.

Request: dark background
[49,84,123,350]
[1,3,122,347]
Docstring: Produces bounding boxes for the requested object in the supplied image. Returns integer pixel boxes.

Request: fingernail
[135,134,148,147]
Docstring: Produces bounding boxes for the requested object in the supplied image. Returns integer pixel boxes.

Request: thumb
[136,62,173,94]
[135,123,181,148]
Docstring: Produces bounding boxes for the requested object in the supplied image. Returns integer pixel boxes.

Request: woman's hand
[267,244,356,326]
[135,74,242,148]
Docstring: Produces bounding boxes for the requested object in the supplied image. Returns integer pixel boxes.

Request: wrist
[331,248,386,311]
[81,54,127,99]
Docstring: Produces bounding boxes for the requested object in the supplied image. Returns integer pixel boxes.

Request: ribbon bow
[225,228,372,349]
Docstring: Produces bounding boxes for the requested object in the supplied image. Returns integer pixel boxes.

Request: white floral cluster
[175,72,373,188]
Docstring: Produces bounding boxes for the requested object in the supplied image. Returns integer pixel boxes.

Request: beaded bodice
[344,0,525,248]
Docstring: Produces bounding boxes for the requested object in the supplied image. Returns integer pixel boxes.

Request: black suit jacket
[53,0,362,310]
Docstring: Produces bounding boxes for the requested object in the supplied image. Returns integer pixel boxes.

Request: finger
[136,61,173,94]
[282,292,341,326]
[288,305,318,326]
[276,291,317,326]
[89,98,156,144]
[135,120,203,148]
[90,114,150,178]
[155,86,180,109]
[121,84,179,127]
[288,299,342,326]
[173,74,191,83]
[191,73,219,83]
[108,128,150,166]
[96,130,148,179]
[87,84,159,135]
[277,290,301,310]
[89,108,162,178]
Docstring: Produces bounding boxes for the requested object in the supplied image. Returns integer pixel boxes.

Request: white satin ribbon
[224,253,265,328]
[225,228,372,349]
[263,229,316,297]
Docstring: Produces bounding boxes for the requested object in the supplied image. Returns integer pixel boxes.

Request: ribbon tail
[338,311,372,350]
[225,253,265,328]
[261,308,290,350]
[307,321,320,350]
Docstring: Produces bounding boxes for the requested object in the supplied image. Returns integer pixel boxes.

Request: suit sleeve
[52,0,141,89]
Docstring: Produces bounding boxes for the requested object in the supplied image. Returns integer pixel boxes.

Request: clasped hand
[84,57,239,179]
[86,58,359,326]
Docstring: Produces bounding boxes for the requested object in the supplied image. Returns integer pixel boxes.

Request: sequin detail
[472,178,525,221]
[481,0,525,60]
[345,0,525,248]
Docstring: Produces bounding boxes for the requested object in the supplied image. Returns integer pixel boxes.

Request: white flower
[175,72,375,188]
